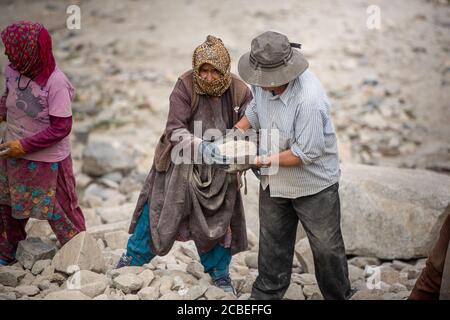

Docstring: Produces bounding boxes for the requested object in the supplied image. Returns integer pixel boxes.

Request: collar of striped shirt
[267,76,298,106]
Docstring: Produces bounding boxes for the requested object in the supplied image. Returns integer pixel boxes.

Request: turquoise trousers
[125,203,231,280]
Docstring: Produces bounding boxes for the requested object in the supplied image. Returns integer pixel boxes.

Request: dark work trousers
[251,182,353,300]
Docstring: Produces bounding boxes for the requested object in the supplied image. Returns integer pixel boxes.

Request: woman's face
[199,63,221,82]
[3,44,16,65]
[3,46,8,59]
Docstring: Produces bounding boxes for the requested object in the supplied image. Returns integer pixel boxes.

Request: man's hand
[254,154,271,168]
[254,150,302,168]
[0,140,26,158]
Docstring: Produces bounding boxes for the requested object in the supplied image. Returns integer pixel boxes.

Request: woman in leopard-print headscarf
[117,36,253,295]
[192,35,232,97]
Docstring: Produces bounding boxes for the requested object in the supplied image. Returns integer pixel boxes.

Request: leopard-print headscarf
[192,35,231,97]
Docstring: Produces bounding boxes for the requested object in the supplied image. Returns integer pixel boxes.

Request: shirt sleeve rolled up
[290,104,326,165]
[244,98,260,130]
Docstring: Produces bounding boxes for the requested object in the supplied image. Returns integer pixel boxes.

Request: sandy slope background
[1,0,449,171]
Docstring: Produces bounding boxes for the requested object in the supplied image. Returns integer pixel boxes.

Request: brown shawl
[129,70,252,255]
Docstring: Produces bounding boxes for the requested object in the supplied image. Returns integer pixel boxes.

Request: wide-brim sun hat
[238,31,309,87]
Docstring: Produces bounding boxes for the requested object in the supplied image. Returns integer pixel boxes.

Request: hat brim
[238,50,309,87]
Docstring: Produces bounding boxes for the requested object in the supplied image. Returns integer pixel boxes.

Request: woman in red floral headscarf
[0,21,85,266]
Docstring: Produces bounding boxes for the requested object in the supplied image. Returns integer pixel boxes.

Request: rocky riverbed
[0,0,449,300]
[0,230,429,300]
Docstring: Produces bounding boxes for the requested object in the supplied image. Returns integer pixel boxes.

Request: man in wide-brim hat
[235,31,354,300]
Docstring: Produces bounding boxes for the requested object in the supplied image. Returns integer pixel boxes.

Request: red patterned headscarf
[1,21,56,86]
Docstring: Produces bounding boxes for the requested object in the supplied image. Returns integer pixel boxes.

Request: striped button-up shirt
[245,69,340,198]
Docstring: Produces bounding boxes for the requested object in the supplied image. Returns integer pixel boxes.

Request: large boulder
[14,285,40,297]
[294,237,315,274]
[0,267,27,287]
[52,232,106,274]
[87,221,129,241]
[64,270,109,298]
[340,164,450,259]
[96,203,134,224]
[82,136,137,177]
[15,238,57,270]
[284,283,305,300]
[104,230,130,250]
[241,172,306,241]
[113,274,143,294]
[25,219,53,239]
[242,163,449,261]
